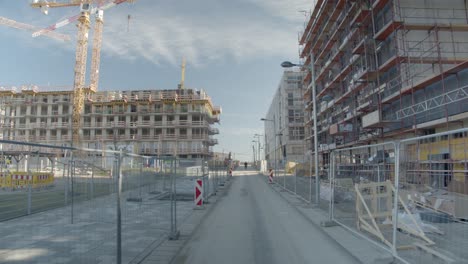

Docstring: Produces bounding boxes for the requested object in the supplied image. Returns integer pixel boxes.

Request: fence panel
[330,142,397,254]
[329,128,468,263]
[268,153,315,204]
[0,140,198,264]
[398,129,468,264]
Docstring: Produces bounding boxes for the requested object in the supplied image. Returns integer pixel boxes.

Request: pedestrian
[268,168,274,183]
[244,162,247,169]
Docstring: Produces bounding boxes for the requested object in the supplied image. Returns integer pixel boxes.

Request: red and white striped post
[268,169,274,184]
[194,179,204,209]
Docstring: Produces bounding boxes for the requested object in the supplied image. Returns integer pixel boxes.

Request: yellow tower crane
[178,58,186,90]
[31,0,134,149]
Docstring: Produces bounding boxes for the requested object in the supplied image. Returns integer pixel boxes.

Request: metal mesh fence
[267,153,317,205]
[397,130,468,264]
[0,140,210,263]
[330,142,397,252]
[329,128,468,264]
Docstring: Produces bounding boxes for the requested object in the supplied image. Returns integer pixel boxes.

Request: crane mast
[31,0,135,149]
[72,12,90,149]
[90,10,104,92]
[178,58,186,90]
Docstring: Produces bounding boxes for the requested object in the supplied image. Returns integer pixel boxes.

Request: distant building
[264,70,306,167]
[212,152,230,161]
[0,86,221,159]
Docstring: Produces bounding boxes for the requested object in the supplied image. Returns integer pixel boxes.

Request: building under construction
[0,86,221,159]
[299,0,468,179]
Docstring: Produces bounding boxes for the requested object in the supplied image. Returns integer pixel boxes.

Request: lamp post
[252,139,258,168]
[281,60,320,205]
[261,116,277,180]
[254,134,262,166]
[252,141,256,164]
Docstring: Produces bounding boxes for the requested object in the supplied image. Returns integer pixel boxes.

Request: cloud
[97,0,310,67]
[2,0,314,67]
[244,0,313,22]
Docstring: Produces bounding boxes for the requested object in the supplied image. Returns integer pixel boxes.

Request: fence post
[283,165,286,189]
[174,158,178,236]
[163,160,167,191]
[63,162,68,205]
[392,141,401,256]
[27,172,32,215]
[329,151,334,221]
[70,159,74,224]
[169,158,180,240]
[170,159,174,235]
[139,159,143,200]
[116,151,123,264]
[309,153,313,203]
[294,162,297,195]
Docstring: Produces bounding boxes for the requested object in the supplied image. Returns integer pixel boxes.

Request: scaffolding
[300,0,468,156]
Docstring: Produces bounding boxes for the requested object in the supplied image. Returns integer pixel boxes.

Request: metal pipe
[274,116,277,182]
[329,151,334,221]
[91,166,94,200]
[116,151,123,264]
[27,178,32,215]
[170,159,174,234]
[392,142,401,255]
[70,159,74,224]
[309,52,320,206]
[63,162,68,205]
[294,161,297,195]
[139,159,142,199]
[283,60,319,204]
[173,158,177,235]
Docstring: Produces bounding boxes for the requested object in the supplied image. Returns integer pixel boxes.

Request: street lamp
[251,140,257,164]
[254,134,262,164]
[261,117,277,179]
[281,60,320,205]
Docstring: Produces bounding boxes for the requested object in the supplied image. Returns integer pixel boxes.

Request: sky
[0,0,313,161]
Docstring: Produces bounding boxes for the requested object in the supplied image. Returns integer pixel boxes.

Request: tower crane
[0,16,70,41]
[178,58,186,90]
[31,0,134,149]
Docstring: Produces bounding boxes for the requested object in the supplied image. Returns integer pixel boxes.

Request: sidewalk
[136,176,233,264]
[0,177,197,264]
[266,175,395,264]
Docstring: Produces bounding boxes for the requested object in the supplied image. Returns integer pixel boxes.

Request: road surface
[172,169,359,264]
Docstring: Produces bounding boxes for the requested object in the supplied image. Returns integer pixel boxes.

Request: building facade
[300,0,468,175]
[0,86,221,159]
[264,70,306,168]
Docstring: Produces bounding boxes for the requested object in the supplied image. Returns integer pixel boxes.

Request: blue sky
[0,0,312,161]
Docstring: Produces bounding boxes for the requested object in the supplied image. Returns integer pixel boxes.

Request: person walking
[268,168,274,183]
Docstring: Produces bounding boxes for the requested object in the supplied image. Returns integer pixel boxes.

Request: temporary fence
[0,139,215,264]
[207,160,230,196]
[329,128,468,264]
[266,152,319,205]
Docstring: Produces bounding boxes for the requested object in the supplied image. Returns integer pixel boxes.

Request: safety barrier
[0,171,54,189]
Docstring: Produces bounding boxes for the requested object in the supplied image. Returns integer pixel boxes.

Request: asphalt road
[172,169,360,264]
